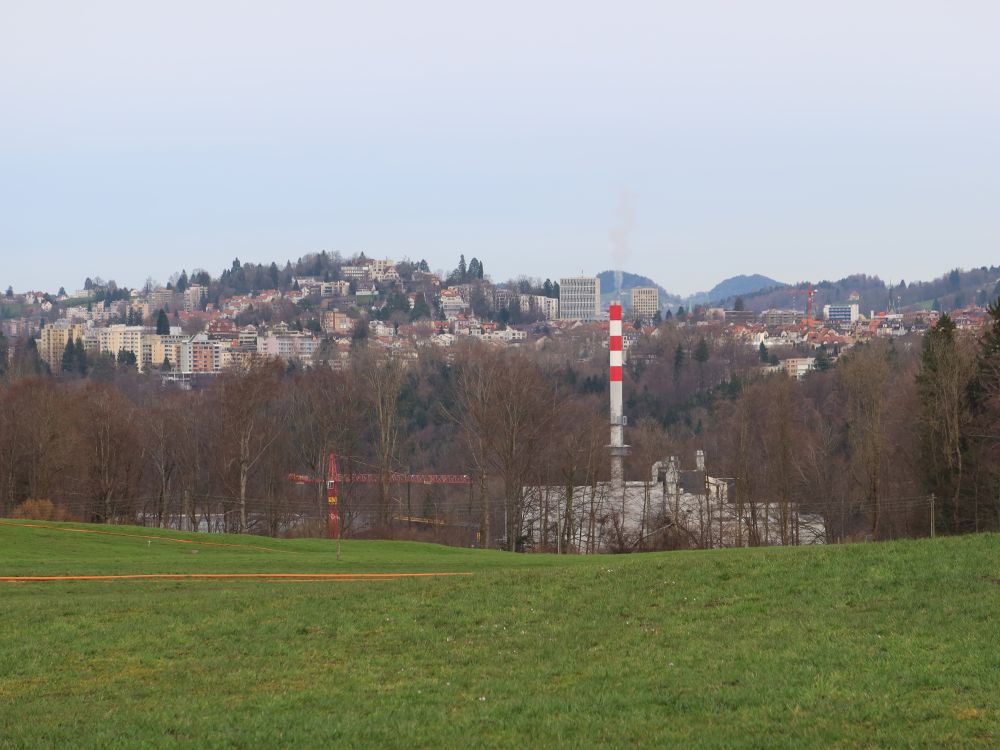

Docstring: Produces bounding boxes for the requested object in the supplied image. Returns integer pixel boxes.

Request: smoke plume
[609,187,635,298]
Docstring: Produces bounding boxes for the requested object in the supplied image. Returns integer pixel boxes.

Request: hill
[686,274,786,307]
[596,270,681,308]
[727,267,1000,315]
[2,519,999,748]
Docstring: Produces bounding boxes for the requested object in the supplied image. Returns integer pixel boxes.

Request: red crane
[288,454,471,540]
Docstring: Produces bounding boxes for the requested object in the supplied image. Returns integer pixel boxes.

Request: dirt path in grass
[0,572,472,583]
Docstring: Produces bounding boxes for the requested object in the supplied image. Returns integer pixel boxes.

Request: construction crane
[288,453,471,540]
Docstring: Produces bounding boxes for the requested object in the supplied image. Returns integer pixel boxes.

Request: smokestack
[609,302,629,492]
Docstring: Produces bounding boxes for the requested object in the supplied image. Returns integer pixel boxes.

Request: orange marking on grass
[0,572,472,583]
[0,520,285,553]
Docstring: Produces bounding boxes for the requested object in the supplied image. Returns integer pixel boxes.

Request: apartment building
[36,320,88,367]
[823,303,860,324]
[629,287,659,323]
[519,294,559,320]
[559,276,601,320]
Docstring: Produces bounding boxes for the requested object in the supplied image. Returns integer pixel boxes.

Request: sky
[2,0,998,296]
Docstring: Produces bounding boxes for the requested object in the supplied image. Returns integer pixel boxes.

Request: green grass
[1,520,998,748]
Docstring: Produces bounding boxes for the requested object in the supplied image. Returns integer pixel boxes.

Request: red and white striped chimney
[609,302,627,492]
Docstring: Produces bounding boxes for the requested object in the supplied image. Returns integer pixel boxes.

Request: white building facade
[559,276,601,320]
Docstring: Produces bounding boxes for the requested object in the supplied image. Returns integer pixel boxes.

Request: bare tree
[212,360,285,532]
[838,342,893,538]
[449,345,563,551]
[359,351,405,533]
[75,383,145,523]
[287,368,362,533]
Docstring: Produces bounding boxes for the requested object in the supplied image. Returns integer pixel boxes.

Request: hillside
[687,274,786,306]
[729,267,1000,314]
[596,270,681,307]
[2,520,999,748]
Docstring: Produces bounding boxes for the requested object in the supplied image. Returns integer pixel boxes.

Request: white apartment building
[257,333,320,363]
[822,304,860,325]
[559,276,601,320]
[439,289,470,318]
[519,294,560,320]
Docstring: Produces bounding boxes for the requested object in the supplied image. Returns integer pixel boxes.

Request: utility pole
[930,493,936,539]
[556,491,562,555]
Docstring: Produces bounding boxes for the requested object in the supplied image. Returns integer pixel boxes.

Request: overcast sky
[2,1,998,295]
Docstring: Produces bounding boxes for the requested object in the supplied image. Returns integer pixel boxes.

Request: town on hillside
[3,254,999,384]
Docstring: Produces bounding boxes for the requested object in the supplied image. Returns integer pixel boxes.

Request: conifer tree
[61,338,76,372]
[74,338,87,375]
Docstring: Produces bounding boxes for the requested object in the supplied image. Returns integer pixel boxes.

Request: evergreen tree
[759,341,768,362]
[156,309,170,335]
[694,337,709,364]
[269,262,279,286]
[58,286,66,297]
[694,337,710,387]
[351,319,369,345]
[61,338,76,372]
[677,306,687,320]
[74,338,87,375]
[917,314,973,531]
[457,255,467,282]
[4,286,12,298]
[418,259,430,272]
[814,345,831,371]
[410,292,432,321]
[652,310,662,325]
[552,282,560,300]
[176,270,188,293]
[969,298,1000,411]
[733,296,745,311]
[162,355,171,372]
[673,343,685,376]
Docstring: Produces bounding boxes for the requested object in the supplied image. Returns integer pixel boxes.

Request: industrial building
[522,299,826,552]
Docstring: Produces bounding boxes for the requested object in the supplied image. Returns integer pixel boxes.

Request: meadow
[1,520,998,748]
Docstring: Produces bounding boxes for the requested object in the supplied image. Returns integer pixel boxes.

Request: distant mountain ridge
[596,270,784,309]
[687,274,786,306]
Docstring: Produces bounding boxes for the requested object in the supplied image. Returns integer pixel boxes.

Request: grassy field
[1,520,998,748]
